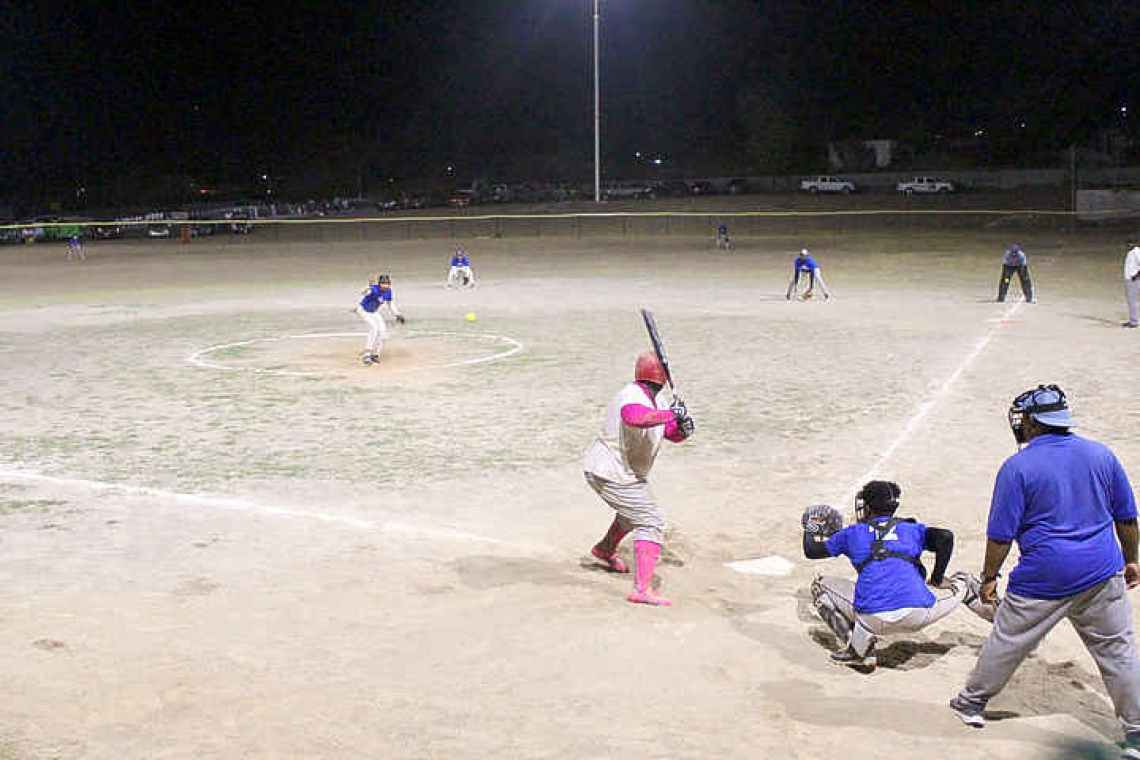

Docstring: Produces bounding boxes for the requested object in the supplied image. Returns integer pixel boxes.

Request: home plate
[725,556,795,576]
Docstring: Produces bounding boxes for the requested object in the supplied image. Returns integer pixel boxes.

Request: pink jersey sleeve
[620,403,674,428]
[663,417,688,442]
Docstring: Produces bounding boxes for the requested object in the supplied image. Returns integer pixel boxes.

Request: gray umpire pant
[956,573,1140,733]
[997,264,1033,302]
[1127,278,1139,326]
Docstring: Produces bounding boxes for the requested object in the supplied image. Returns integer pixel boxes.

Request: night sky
[3,1,1137,205]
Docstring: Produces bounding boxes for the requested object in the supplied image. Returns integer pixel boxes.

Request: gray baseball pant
[1127,279,1139,326]
[956,573,1140,732]
[583,472,666,544]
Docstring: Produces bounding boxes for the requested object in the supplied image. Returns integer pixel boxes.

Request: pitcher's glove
[801,504,843,538]
[396,315,406,325]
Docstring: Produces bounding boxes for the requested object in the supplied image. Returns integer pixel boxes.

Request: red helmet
[634,352,666,385]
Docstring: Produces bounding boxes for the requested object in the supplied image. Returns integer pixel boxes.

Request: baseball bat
[640,308,676,394]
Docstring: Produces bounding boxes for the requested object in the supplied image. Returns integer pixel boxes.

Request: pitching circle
[187,330,524,377]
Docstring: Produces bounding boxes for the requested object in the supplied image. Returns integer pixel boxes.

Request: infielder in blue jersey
[447,248,475,288]
[354,273,405,365]
[786,249,830,300]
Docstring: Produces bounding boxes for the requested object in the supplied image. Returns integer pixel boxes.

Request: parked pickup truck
[799,176,856,194]
[896,176,955,194]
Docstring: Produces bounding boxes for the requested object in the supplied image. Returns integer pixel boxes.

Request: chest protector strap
[854,518,925,576]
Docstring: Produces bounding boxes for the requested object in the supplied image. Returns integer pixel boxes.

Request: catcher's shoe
[369,353,380,364]
[830,643,876,671]
[627,588,672,606]
[591,545,629,573]
[361,353,373,365]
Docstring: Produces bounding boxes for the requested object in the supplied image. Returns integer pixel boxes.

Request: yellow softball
[464,312,477,322]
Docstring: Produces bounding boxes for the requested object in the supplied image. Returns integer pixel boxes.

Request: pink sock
[591,518,631,573]
[629,540,670,606]
[633,540,661,591]
[596,517,630,555]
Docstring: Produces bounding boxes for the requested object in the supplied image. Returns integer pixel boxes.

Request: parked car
[725,178,752,195]
[896,176,955,194]
[92,224,124,239]
[650,180,691,197]
[147,223,171,238]
[448,189,476,208]
[689,180,717,196]
[799,176,856,194]
[603,183,655,200]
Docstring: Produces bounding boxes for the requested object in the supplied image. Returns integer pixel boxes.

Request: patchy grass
[0,498,66,515]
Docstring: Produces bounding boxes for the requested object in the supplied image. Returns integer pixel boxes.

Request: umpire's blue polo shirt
[988,433,1137,599]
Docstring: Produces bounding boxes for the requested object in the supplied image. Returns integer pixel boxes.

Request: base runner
[583,351,694,606]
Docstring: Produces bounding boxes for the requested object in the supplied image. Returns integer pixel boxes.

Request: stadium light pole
[593,0,601,203]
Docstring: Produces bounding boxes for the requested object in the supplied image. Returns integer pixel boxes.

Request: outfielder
[447,248,475,288]
[802,481,969,670]
[996,244,1034,303]
[354,273,405,365]
[786,249,830,300]
[583,351,694,606]
[716,224,733,249]
[66,235,86,262]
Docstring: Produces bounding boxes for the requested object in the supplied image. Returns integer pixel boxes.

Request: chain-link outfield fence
[0,207,1104,247]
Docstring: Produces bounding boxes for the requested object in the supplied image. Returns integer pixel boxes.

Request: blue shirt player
[447,248,476,288]
[786,248,831,300]
[353,273,405,365]
[802,480,963,670]
[996,243,1034,303]
[716,224,732,249]
[951,385,1140,738]
[66,234,86,262]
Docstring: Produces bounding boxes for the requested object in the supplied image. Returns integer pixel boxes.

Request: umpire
[997,244,1034,303]
[950,385,1140,753]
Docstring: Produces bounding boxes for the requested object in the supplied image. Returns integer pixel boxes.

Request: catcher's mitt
[801,504,843,538]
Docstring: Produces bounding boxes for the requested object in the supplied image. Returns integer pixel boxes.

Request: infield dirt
[0,217,1137,759]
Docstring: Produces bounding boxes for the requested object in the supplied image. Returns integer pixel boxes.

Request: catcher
[801,481,990,670]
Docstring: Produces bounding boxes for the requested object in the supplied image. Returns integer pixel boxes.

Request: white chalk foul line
[850,300,1024,492]
[731,301,1025,575]
[186,330,523,377]
[0,465,508,545]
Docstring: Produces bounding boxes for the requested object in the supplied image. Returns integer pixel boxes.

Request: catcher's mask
[855,480,901,523]
[1008,384,1074,445]
[377,274,392,286]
